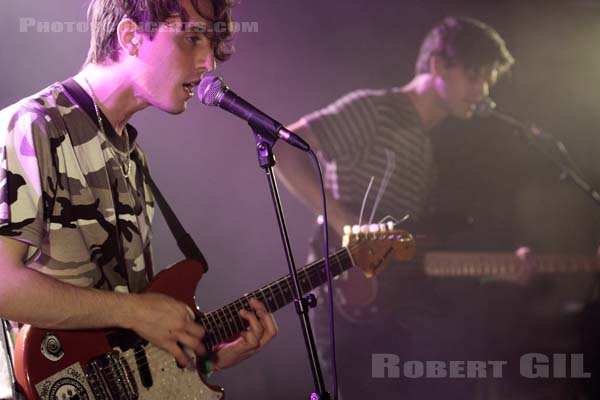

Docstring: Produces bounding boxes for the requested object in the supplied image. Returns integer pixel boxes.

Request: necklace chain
[83,77,131,178]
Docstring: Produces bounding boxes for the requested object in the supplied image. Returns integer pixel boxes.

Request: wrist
[115,292,142,330]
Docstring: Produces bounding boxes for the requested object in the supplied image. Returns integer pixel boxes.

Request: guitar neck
[201,247,354,348]
[424,251,599,277]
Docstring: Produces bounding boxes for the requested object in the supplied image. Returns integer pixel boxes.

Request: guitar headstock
[342,222,416,278]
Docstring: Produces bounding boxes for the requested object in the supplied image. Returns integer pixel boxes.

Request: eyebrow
[180,22,210,33]
[190,25,208,32]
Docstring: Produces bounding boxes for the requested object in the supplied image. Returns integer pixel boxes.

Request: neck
[74,63,148,135]
[401,73,449,131]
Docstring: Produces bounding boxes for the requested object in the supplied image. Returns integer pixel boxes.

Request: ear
[430,55,448,78]
[116,18,141,57]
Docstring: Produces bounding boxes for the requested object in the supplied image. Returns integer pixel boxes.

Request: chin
[175,99,191,114]
[171,105,187,115]
[161,102,188,115]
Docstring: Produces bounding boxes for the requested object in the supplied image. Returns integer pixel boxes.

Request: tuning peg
[379,223,387,232]
[396,232,411,242]
[352,225,361,234]
[387,221,395,231]
[369,224,380,233]
[360,225,369,233]
[343,225,352,235]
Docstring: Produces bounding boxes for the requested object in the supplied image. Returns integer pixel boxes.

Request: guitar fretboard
[200,247,355,349]
[424,252,599,277]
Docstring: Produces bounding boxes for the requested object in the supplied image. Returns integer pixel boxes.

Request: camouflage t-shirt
[0,80,155,293]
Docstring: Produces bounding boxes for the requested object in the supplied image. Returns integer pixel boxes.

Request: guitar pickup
[87,351,139,400]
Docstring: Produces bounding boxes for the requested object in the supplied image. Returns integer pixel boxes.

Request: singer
[276,15,598,400]
[0,1,276,397]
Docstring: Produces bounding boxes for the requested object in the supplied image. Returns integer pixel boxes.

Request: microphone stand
[248,119,330,400]
[485,109,600,207]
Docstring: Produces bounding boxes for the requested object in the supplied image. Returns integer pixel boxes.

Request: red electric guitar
[14,225,415,400]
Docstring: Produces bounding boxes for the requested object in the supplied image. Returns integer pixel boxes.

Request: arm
[275,119,358,238]
[0,108,275,371]
[0,236,206,367]
[0,237,277,370]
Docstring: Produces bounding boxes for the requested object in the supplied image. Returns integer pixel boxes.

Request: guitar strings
[98,250,360,386]
[95,234,408,388]
[97,249,358,388]
[118,248,586,385]
[199,234,400,342]
[103,249,590,390]
[368,149,395,226]
[358,176,375,228]
[202,246,354,341]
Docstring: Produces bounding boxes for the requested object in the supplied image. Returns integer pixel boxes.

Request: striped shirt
[304,88,435,224]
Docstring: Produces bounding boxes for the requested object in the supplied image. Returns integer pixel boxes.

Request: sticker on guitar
[14,224,415,400]
[34,363,92,400]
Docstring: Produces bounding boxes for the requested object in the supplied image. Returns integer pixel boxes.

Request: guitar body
[308,226,378,323]
[14,259,225,400]
[12,225,415,399]
[309,224,417,324]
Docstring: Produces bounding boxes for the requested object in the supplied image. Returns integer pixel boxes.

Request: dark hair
[415,16,514,76]
[84,0,235,65]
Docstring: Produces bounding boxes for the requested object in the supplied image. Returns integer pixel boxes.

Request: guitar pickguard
[32,344,224,400]
[16,230,415,400]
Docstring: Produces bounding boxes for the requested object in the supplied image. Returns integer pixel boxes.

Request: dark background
[2,0,599,397]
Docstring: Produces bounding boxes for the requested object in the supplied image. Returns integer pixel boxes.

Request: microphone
[475,97,552,140]
[197,76,310,152]
[474,97,529,130]
[476,99,600,206]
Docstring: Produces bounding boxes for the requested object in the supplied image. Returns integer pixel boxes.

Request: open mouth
[183,80,200,97]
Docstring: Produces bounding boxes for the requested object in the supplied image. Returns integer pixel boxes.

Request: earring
[131,36,139,46]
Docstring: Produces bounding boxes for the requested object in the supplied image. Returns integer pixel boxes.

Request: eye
[186,34,205,45]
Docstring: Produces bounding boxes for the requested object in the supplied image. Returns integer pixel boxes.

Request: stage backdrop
[1,1,599,397]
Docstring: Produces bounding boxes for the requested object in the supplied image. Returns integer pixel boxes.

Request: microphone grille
[197,76,226,106]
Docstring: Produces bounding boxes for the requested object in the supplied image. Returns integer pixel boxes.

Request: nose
[195,43,216,77]
[204,51,216,74]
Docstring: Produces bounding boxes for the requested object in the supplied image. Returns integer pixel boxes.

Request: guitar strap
[136,155,209,272]
[60,78,208,274]
[1,319,24,400]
